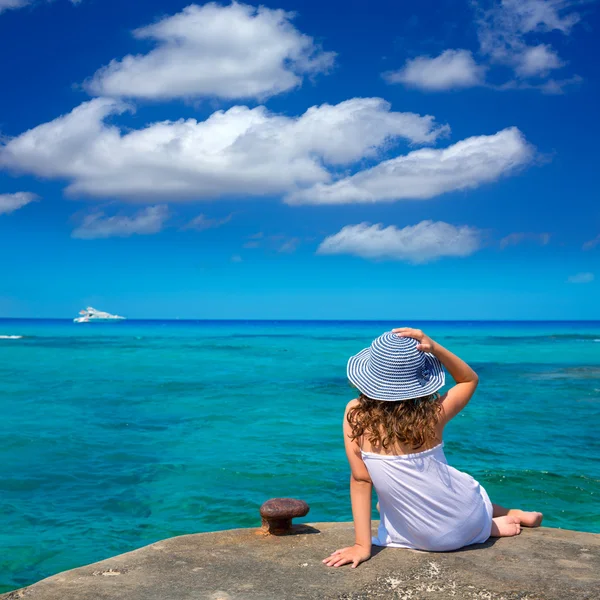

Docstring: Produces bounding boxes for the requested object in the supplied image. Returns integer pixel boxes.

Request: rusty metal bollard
[259,498,310,535]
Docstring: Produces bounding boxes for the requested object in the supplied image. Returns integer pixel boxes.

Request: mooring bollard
[259,498,310,535]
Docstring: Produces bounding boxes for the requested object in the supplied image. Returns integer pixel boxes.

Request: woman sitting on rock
[323,328,543,568]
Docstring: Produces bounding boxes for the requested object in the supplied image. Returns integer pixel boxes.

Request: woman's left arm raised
[322,400,372,568]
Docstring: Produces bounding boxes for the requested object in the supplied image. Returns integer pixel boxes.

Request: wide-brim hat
[347,331,445,401]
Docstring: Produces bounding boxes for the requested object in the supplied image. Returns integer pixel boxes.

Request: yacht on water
[74,307,126,323]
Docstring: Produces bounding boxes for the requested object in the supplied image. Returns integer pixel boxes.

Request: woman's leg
[492,503,543,527]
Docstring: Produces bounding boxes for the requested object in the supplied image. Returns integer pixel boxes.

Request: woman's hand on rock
[393,327,436,353]
[322,544,371,568]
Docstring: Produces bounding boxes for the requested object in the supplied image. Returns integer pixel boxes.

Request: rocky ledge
[2,523,598,600]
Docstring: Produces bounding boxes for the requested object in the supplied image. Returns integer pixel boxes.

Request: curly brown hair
[347,393,442,451]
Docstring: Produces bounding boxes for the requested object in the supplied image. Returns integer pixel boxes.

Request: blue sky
[0,0,598,319]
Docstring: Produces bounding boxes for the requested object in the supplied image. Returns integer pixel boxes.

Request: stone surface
[2,523,598,600]
[259,498,310,534]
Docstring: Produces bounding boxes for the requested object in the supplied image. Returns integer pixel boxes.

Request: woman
[323,328,543,568]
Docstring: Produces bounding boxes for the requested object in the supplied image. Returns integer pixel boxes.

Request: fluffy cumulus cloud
[567,272,594,284]
[0,191,38,214]
[387,1,584,92]
[317,221,482,263]
[84,2,335,101]
[514,43,564,77]
[71,205,169,239]
[475,0,580,80]
[287,127,534,205]
[499,231,550,248]
[384,49,486,91]
[0,97,450,201]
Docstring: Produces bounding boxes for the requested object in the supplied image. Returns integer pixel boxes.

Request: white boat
[74,307,126,323]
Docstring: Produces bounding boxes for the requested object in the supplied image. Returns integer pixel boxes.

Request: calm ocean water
[0,319,599,591]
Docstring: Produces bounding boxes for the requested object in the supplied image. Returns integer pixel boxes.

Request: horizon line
[1,318,599,323]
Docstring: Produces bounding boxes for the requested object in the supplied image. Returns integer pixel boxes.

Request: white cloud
[386,1,584,92]
[0,191,38,214]
[184,213,232,230]
[499,231,550,248]
[0,0,28,14]
[0,97,449,201]
[537,75,582,94]
[502,0,579,34]
[495,73,582,94]
[384,49,486,91]
[583,234,600,251]
[278,237,300,253]
[0,0,81,15]
[84,2,335,101]
[71,205,169,239]
[317,221,482,263]
[567,272,594,284]
[287,127,534,205]
[242,232,300,252]
[476,0,580,77]
[514,43,564,77]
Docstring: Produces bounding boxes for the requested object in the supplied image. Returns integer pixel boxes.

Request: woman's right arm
[393,328,478,424]
[322,400,372,568]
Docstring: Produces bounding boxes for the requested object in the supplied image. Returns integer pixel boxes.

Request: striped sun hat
[347,331,445,402]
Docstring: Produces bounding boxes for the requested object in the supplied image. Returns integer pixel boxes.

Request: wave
[0,335,23,339]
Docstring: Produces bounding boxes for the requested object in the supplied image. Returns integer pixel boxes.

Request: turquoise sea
[1,320,599,592]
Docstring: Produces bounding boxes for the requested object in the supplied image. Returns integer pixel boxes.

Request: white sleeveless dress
[362,442,493,551]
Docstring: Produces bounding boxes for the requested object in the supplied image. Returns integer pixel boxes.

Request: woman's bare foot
[491,515,521,537]
[491,503,543,528]
[508,510,543,527]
